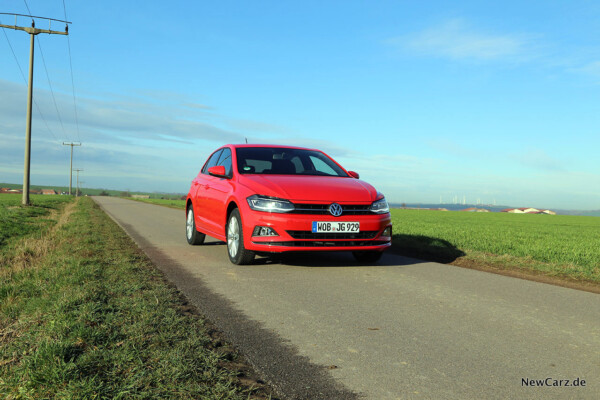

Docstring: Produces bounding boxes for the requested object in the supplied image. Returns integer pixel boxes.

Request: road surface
[93,196,600,399]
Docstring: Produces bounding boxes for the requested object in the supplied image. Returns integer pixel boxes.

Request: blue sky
[1,1,599,210]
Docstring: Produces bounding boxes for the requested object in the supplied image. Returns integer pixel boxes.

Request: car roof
[227,144,320,152]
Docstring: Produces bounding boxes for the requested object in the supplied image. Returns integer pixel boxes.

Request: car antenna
[245,137,248,144]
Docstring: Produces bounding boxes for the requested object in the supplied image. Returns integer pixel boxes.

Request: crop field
[390,209,600,281]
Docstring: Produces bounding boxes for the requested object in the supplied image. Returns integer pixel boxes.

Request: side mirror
[348,171,360,179]
[208,165,227,178]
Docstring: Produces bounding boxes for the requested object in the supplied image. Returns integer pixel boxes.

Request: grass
[125,197,186,209]
[391,209,600,282]
[0,194,269,399]
[0,194,73,248]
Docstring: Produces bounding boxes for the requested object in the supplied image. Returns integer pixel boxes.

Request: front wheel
[352,250,383,264]
[186,206,206,245]
[226,209,255,265]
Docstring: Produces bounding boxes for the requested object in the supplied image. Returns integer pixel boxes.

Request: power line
[62,0,80,142]
[22,0,32,16]
[36,37,67,137]
[0,16,69,205]
[1,18,62,145]
[22,1,69,145]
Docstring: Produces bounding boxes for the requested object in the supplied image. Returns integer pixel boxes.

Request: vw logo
[329,203,343,217]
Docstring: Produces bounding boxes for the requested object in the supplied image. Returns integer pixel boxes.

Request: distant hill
[390,203,598,216]
[390,203,512,213]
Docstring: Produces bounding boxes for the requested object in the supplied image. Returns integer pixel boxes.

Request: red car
[185,144,392,264]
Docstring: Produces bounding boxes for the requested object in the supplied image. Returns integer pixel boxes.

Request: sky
[1,0,599,210]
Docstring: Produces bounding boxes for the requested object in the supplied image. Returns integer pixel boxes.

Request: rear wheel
[186,206,206,245]
[227,208,255,265]
[352,250,383,264]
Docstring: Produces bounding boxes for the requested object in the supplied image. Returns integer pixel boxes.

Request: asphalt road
[93,196,600,400]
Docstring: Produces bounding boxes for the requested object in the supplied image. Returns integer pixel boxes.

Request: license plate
[311,221,360,233]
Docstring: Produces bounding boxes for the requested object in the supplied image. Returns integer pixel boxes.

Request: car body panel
[238,175,377,203]
[186,144,392,256]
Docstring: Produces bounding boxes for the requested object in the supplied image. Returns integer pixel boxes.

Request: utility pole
[0,14,70,205]
[74,168,83,197]
[62,142,81,195]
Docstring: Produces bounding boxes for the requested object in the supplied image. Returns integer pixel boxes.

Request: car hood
[238,175,378,203]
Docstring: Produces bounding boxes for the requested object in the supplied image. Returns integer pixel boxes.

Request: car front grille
[291,203,372,215]
[286,230,378,240]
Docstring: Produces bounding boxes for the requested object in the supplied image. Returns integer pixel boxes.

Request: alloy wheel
[228,216,240,258]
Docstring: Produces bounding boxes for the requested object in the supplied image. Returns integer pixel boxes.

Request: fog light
[252,226,279,237]
[382,226,392,237]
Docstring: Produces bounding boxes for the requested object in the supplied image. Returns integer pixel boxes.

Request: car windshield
[236,147,348,177]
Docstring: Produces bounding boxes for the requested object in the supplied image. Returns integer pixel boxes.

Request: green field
[0,194,268,399]
[391,209,600,281]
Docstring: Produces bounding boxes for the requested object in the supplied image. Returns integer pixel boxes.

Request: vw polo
[185,144,392,264]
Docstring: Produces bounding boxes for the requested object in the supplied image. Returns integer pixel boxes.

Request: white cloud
[392,19,538,62]
[510,149,566,172]
[574,61,600,78]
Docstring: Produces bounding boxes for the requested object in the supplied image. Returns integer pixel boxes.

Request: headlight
[370,197,389,214]
[247,195,294,213]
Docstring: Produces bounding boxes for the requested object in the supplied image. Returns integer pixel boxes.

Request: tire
[226,208,255,265]
[186,205,206,245]
[352,250,383,264]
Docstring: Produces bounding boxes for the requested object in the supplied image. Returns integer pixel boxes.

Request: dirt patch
[451,257,600,295]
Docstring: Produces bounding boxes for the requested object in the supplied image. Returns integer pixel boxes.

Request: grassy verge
[391,209,600,284]
[123,197,186,209]
[0,194,72,248]
[0,195,272,399]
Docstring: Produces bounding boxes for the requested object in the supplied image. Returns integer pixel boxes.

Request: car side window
[216,148,232,176]
[202,149,223,174]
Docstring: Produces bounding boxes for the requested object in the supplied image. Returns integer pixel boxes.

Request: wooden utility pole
[63,142,81,195]
[74,168,83,197]
[0,14,70,205]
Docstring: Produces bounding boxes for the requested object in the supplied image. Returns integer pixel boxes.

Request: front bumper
[243,210,392,253]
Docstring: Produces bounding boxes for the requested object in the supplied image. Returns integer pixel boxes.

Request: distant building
[518,207,539,213]
[131,194,150,199]
[461,207,490,212]
[501,207,555,215]
[402,207,448,211]
[0,188,22,194]
[41,189,57,195]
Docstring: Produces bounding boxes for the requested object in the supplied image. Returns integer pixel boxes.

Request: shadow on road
[205,233,464,267]
[390,234,465,264]
[250,250,426,268]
